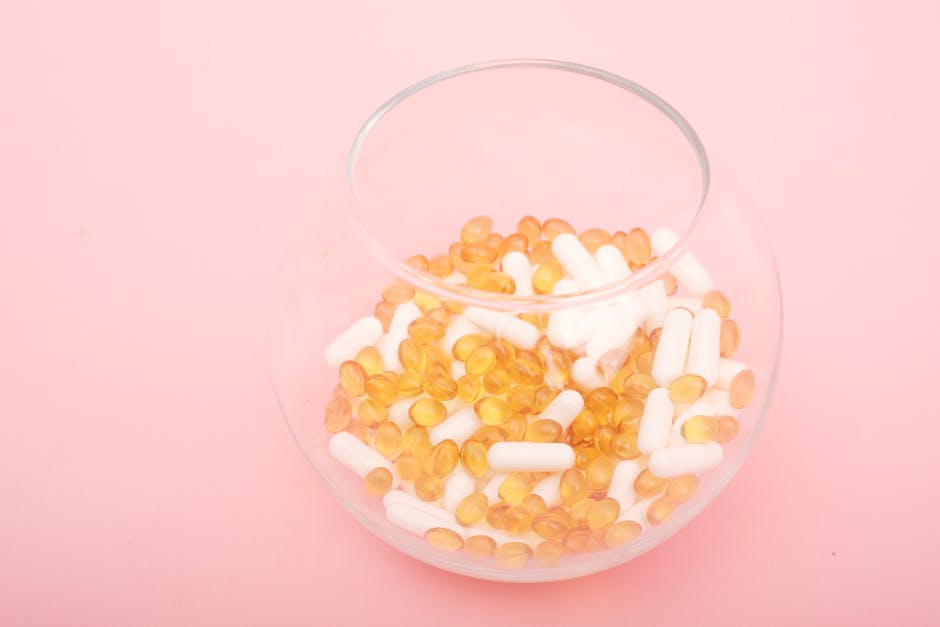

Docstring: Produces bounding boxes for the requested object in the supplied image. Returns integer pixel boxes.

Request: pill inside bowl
[321,215,755,569]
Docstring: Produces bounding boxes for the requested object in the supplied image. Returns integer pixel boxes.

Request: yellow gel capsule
[405,254,429,272]
[381,283,415,305]
[345,419,371,444]
[611,397,643,429]
[425,527,463,552]
[452,333,488,361]
[669,374,707,404]
[459,440,489,478]
[703,290,732,318]
[486,502,511,528]
[502,506,534,536]
[365,373,398,406]
[413,472,444,501]
[456,374,482,403]
[729,369,756,408]
[499,472,536,505]
[526,418,563,443]
[622,373,656,399]
[460,215,493,244]
[503,413,528,441]
[324,397,351,433]
[535,540,566,566]
[529,240,554,264]
[594,425,616,454]
[578,228,611,254]
[429,439,459,476]
[428,254,453,278]
[409,398,447,427]
[532,511,571,541]
[339,360,368,397]
[569,499,593,527]
[587,455,618,491]
[425,370,458,401]
[413,290,442,312]
[374,300,396,332]
[355,346,384,376]
[465,345,498,376]
[647,496,677,525]
[715,415,740,443]
[467,270,516,294]
[363,467,393,496]
[475,396,512,425]
[470,425,508,447]
[564,529,591,554]
[666,475,698,503]
[356,398,387,427]
[571,409,599,439]
[517,215,542,247]
[542,218,575,240]
[682,415,720,442]
[520,494,547,518]
[623,227,651,266]
[494,542,532,569]
[531,260,563,294]
[408,316,445,344]
[720,318,740,357]
[559,468,588,506]
[635,351,654,375]
[455,492,488,526]
[398,338,429,374]
[662,273,678,296]
[499,233,529,257]
[373,421,402,459]
[533,386,558,412]
[587,497,621,530]
[634,469,669,498]
[401,425,431,456]
[460,242,499,265]
[394,453,422,481]
[483,367,511,395]
[464,534,497,558]
[507,386,537,414]
[586,387,619,418]
[610,431,641,459]
[604,520,642,547]
[507,358,544,388]
[573,444,599,469]
[397,371,425,397]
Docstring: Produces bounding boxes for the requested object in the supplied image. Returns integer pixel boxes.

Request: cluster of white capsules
[320,217,756,567]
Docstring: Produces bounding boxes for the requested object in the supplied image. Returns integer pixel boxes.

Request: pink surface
[1,1,938,625]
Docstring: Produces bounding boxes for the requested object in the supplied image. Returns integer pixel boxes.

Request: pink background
[2,1,938,625]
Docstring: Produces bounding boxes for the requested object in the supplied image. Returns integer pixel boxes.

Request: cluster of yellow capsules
[322,216,755,569]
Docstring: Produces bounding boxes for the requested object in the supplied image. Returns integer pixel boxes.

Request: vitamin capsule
[650,228,714,295]
[386,502,463,537]
[610,431,641,459]
[703,290,731,318]
[535,540,566,565]
[455,492,489,525]
[328,432,395,481]
[634,468,669,498]
[407,316,446,344]
[324,397,352,433]
[669,374,708,403]
[395,453,422,481]
[499,233,529,257]
[682,415,720,443]
[503,413,528,441]
[635,351,654,375]
[533,385,558,413]
[532,510,571,541]
[651,307,694,387]
[373,421,403,459]
[414,472,444,501]
[463,307,540,350]
[427,407,480,447]
[531,259,563,294]
[539,389,584,431]
[471,425,509,447]
[374,300,396,332]
[542,218,576,240]
[649,442,723,478]
[516,215,541,247]
[397,338,428,375]
[324,316,384,368]
[381,283,415,305]
[564,528,592,554]
[587,498,621,530]
[611,397,643,429]
[356,398,387,427]
[529,240,554,264]
[622,372,657,399]
[551,233,606,290]
[498,472,536,505]
[520,493,547,517]
[397,372,425,397]
[466,270,516,294]
[666,474,698,503]
[604,520,642,547]
[443,318,483,355]
[728,369,756,408]
[586,455,618,491]
[427,254,453,278]
[485,501,510,527]
[409,398,447,427]
[425,527,464,551]
[429,439,460,476]
[405,254,430,272]
[425,369,457,402]
[502,506,533,536]
[459,440,489,478]
[442,464,476,512]
[684,308,721,386]
[559,468,588,505]
[364,467,394,496]
[494,542,532,569]
[487,442,576,472]
[364,373,398,405]
[637,387,674,454]
[355,346,385,377]
[585,300,638,358]
[378,302,422,370]
[483,367,511,395]
[460,215,493,244]
[526,418,563,443]
[594,244,632,283]
[715,415,740,443]
[501,251,534,296]
[456,374,482,403]
[464,534,497,558]
[670,399,716,446]
[647,496,677,525]
[475,396,512,425]
[720,318,740,357]
[578,228,611,254]
[623,228,652,266]
[606,460,641,510]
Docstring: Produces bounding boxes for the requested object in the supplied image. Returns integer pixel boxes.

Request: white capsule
[539,389,585,431]
[429,408,480,446]
[649,442,723,478]
[643,310,667,334]
[606,460,642,511]
[378,302,422,370]
[703,388,740,417]
[328,432,397,483]
[546,279,594,349]
[686,308,721,386]
[668,296,703,313]
[637,387,674,454]
[617,498,653,530]
[651,307,694,387]
[385,503,465,537]
[451,360,467,380]
[650,228,714,295]
[716,358,748,390]
[487,442,575,472]
[442,315,481,353]
[551,233,606,291]
[670,399,716,446]
[442,464,476,512]
[594,244,632,283]
[501,251,534,296]
[324,316,384,368]
[463,306,540,350]
[384,489,448,516]
[482,473,507,503]
[388,398,413,429]
[571,357,605,389]
[585,300,638,358]
[532,473,562,507]
[636,279,668,322]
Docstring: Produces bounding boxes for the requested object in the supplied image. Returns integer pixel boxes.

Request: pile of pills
[322,216,755,568]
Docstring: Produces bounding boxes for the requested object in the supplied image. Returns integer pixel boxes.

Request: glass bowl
[271,59,782,582]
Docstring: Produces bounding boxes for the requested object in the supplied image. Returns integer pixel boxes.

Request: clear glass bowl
[271,59,782,582]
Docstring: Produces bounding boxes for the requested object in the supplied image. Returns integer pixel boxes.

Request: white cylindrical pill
[649,442,723,478]
[643,310,667,334]
[463,307,540,350]
[637,387,674,454]
[451,360,467,380]
[532,473,562,507]
[636,279,668,322]
[716,358,748,390]
[324,316,384,368]
[501,251,534,296]
[585,300,638,358]
[686,308,721,386]
[551,233,606,290]
[442,465,476,512]
[384,489,449,517]
[378,302,422,370]
[594,245,632,283]
[442,315,481,353]
[482,473,507,503]
[617,498,653,530]
[703,388,739,417]
[668,297,704,313]
[571,357,605,389]
[487,442,575,472]
[650,228,714,295]
[606,460,641,511]
[328,432,396,482]
[546,280,594,349]
[386,503,465,537]
[651,307,694,386]
[429,408,480,446]
[388,398,413,429]
[670,399,716,446]
[539,389,584,431]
